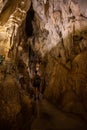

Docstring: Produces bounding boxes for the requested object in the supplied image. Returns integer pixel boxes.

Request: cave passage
[0,0,87,130]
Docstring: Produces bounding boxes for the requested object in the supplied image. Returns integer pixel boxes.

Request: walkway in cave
[31,98,87,130]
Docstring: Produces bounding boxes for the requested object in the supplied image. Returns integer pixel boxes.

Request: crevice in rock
[25,3,34,37]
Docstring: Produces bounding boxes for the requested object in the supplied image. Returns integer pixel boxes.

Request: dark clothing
[33,74,41,88]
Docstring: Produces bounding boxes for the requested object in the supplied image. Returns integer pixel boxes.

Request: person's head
[36,63,40,71]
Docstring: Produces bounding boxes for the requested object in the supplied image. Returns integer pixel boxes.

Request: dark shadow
[25,4,34,37]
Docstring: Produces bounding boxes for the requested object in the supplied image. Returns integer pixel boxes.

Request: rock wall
[0,75,34,130]
[0,1,36,129]
[31,0,87,56]
[29,0,87,119]
[0,0,31,59]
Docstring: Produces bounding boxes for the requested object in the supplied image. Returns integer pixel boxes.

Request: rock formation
[0,0,35,129]
[31,0,87,120]
[0,0,87,128]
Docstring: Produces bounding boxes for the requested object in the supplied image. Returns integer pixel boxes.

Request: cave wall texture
[0,0,87,124]
[0,1,35,130]
[30,0,87,119]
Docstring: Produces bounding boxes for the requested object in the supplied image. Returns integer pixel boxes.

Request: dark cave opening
[25,4,34,37]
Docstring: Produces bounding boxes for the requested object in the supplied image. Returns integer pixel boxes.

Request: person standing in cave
[33,70,41,100]
[18,73,26,90]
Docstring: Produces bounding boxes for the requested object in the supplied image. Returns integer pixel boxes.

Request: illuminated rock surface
[0,0,87,129]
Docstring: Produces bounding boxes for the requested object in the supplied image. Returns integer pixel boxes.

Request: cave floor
[31,99,87,130]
